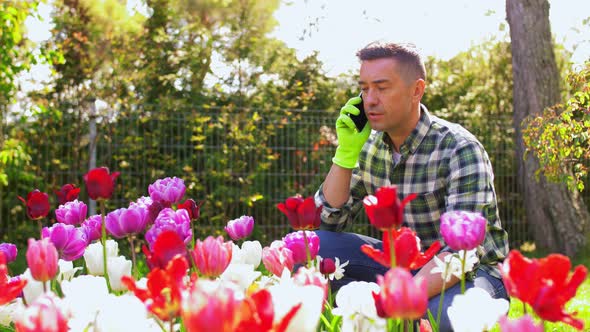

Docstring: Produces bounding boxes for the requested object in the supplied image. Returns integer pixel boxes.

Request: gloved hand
[332,96,371,169]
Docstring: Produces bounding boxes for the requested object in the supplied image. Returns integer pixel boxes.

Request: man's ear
[412,79,426,102]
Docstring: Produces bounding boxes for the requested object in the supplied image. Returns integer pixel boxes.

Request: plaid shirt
[315,105,509,278]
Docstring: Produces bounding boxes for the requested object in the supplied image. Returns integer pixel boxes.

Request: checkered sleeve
[315,170,367,232]
[446,141,509,275]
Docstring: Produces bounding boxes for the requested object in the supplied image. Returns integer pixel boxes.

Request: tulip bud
[26,238,59,282]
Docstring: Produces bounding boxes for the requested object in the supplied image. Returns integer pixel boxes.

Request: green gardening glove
[332,96,371,169]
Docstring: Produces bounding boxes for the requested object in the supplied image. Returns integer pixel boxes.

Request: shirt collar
[380,104,431,156]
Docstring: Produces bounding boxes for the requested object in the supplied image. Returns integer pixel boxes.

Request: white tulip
[106,256,132,292]
[447,287,509,332]
[332,281,386,332]
[56,259,82,282]
[230,240,263,268]
[220,263,262,291]
[61,275,110,331]
[0,299,24,327]
[431,249,479,282]
[21,269,50,304]
[94,294,161,332]
[84,240,119,276]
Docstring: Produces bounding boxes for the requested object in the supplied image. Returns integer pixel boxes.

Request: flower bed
[0,167,587,331]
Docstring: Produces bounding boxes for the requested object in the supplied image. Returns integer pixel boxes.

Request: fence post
[88,102,97,216]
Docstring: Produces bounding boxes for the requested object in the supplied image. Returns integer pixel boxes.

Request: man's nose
[364,89,378,107]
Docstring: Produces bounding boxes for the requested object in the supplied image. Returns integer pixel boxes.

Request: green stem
[389,230,397,268]
[100,200,112,292]
[460,250,467,294]
[436,263,450,329]
[407,319,414,332]
[302,231,312,268]
[128,236,138,278]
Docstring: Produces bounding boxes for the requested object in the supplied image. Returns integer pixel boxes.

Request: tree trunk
[506,0,589,256]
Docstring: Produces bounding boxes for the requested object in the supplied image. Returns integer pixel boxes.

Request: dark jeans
[315,230,508,332]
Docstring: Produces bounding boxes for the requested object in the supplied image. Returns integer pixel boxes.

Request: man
[314,42,509,331]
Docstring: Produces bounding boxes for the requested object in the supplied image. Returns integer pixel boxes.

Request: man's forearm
[322,164,353,208]
[414,252,460,298]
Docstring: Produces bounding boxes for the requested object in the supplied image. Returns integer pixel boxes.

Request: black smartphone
[349,93,368,131]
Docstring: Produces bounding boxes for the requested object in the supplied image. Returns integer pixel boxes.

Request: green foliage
[522,61,590,192]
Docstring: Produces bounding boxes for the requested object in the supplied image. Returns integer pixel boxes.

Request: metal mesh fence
[2,106,585,248]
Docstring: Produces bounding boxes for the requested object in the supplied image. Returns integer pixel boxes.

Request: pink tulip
[262,240,294,277]
[14,293,69,332]
[55,199,87,225]
[26,238,59,282]
[373,267,428,320]
[498,314,543,332]
[440,211,487,251]
[182,279,241,332]
[148,177,186,206]
[191,236,233,278]
[224,215,254,241]
[145,208,192,249]
[42,223,87,261]
[283,231,320,265]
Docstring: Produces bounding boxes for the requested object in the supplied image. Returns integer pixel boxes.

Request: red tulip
[277,195,321,231]
[122,255,188,322]
[262,240,295,277]
[143,230,188,270]
[26,238,59,282]
[363,186,416,231]
[83,167,120,200]
[500,250,587,330]
[234,289,301,332]
[178,199,202,221]
[17,189,50,220]
[0,252,27,305]
[373,267,428,320]
[319,257,336,275]
[54,184,81,205]
[361,227,441,270]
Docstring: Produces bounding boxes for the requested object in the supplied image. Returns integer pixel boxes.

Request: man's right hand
[332,96,371,169]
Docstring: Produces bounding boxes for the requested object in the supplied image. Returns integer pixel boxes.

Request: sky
[21,0,590,92]
[271,0,590,76]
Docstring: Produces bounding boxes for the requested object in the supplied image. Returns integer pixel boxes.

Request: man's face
[359,58,422,138]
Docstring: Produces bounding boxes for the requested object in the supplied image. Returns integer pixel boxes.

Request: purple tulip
[224,215,254,241]
[42,223,88,261]
[55,199,88,225]
[145,208,192,249]
[106,204,149,238]
[80,215,102,243]
[0,243,18,263]
[283,231,320,265]
[440,210,487,251]
[148,177,186,207]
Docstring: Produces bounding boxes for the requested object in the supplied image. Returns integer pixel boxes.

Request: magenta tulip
[145,208,192,249]
[26,238,59,282]
[80,215,102,244]
[283,231,320,265]
[106,204,149,238]
[42,223,87,261]
[55,199,87,225]
[148,177,186,207]
[0,243,17,263]
[440,210,487,251]
[498,315,543,332]
[224,215,254,241]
